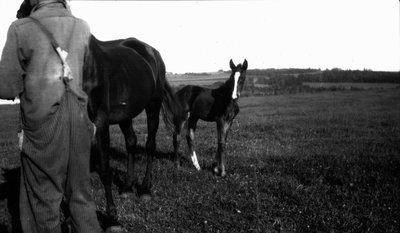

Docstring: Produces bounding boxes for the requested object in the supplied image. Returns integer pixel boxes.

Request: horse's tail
[158,57,186,134]
[161,80,186,134]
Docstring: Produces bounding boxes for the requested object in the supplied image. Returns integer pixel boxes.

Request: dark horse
[84,36,185,217]
[173,59,248,177]
[16,0,186,218]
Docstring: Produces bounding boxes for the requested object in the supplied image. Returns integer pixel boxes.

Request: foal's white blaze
[232,72,240,99]
[191,151,201,170]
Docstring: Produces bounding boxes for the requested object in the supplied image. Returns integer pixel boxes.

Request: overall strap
[29,17,73,87]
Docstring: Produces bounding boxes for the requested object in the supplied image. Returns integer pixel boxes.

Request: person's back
[1,0,91,128]
[0,1,102,232]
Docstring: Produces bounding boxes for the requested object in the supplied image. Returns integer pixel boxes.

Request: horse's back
[91,37,161,123]
[177,85,215,120]
[120,38,161,72]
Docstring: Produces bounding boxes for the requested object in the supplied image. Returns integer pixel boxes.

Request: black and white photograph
[0,0,399,232]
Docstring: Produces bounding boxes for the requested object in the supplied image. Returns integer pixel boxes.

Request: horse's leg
[214,118,230,177]
[139,102,161,201]
[173,120,185,168]
[173,131,180,168]
[119,120,138,196]
[94,118,116,217]
[186,117,201,170]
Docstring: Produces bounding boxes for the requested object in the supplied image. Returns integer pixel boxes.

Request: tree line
[249,68,400,84]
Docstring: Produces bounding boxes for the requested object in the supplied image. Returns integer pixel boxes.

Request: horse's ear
[242,59,248,70]
[229,59,236,70]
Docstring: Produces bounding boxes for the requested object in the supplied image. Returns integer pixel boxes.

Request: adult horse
[84,36,186,217]
[16,0,186,218]
[173,59,248,177]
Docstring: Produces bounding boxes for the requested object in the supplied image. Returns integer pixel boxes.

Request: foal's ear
[242,59,248,70]
[229,59,236,70]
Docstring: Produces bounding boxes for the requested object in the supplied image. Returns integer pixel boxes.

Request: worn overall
[18,17,101,233]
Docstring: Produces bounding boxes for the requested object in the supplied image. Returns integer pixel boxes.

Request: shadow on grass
[110,145,176,161]
[91,145,176,170]
[92,145,183,196]
[0,167,21,233]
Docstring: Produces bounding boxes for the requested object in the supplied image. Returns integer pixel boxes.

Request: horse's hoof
[220,171,227,177]
[213,167,219,175]
[213,167,226,177]
[194,164,201,171]
[107,207,118,219]
[139,194,152,203]
[120,192,135,199]
[105,225,125,233]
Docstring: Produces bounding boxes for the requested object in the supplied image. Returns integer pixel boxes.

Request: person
[0,0,102,232]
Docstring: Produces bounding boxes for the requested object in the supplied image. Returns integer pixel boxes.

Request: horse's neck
[214,78,234,102]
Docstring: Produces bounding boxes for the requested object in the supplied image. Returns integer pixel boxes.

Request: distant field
[303,82,400,90]
[167,72,228,86]
[1,89,399,232]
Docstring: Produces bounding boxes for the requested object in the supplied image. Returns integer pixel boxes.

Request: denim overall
[18,17,101,233]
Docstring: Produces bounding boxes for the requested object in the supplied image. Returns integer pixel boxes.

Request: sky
[0,0,399,75]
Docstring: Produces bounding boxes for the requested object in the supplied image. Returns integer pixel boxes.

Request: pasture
[0,88,399,232]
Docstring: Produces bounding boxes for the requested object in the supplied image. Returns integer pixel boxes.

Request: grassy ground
[1,89,399,232]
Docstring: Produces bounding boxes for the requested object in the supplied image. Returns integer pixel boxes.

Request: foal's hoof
[194,164,201,171]
[213,167,226,177]
[139,194,152,203]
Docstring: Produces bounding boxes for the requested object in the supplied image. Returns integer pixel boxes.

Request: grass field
[1,89,399,232]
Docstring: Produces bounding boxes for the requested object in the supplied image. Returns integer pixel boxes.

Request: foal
[173,59,248,176]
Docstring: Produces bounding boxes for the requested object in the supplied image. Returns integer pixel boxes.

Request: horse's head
[229,59,248,100]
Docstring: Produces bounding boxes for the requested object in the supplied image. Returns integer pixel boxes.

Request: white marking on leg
[191,151,201,170]
[232,72,240,99]
[18,130,24,151]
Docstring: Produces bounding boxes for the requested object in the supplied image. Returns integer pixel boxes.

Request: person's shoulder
[74,17,89,27]
[10,17,32,28]
[5,18,33,35]
[73,17,91,31]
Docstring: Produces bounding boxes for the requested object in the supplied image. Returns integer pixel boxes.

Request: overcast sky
[0,0,399,74]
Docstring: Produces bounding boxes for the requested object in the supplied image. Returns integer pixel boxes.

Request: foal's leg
[119,120,138,196]
[172,125,181,168]
[215,118,231,177]
[186,117,201,170]
[173,132,180,168]
[94,117,117,217]
[139,102,161,201]
[173,119,186,168]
